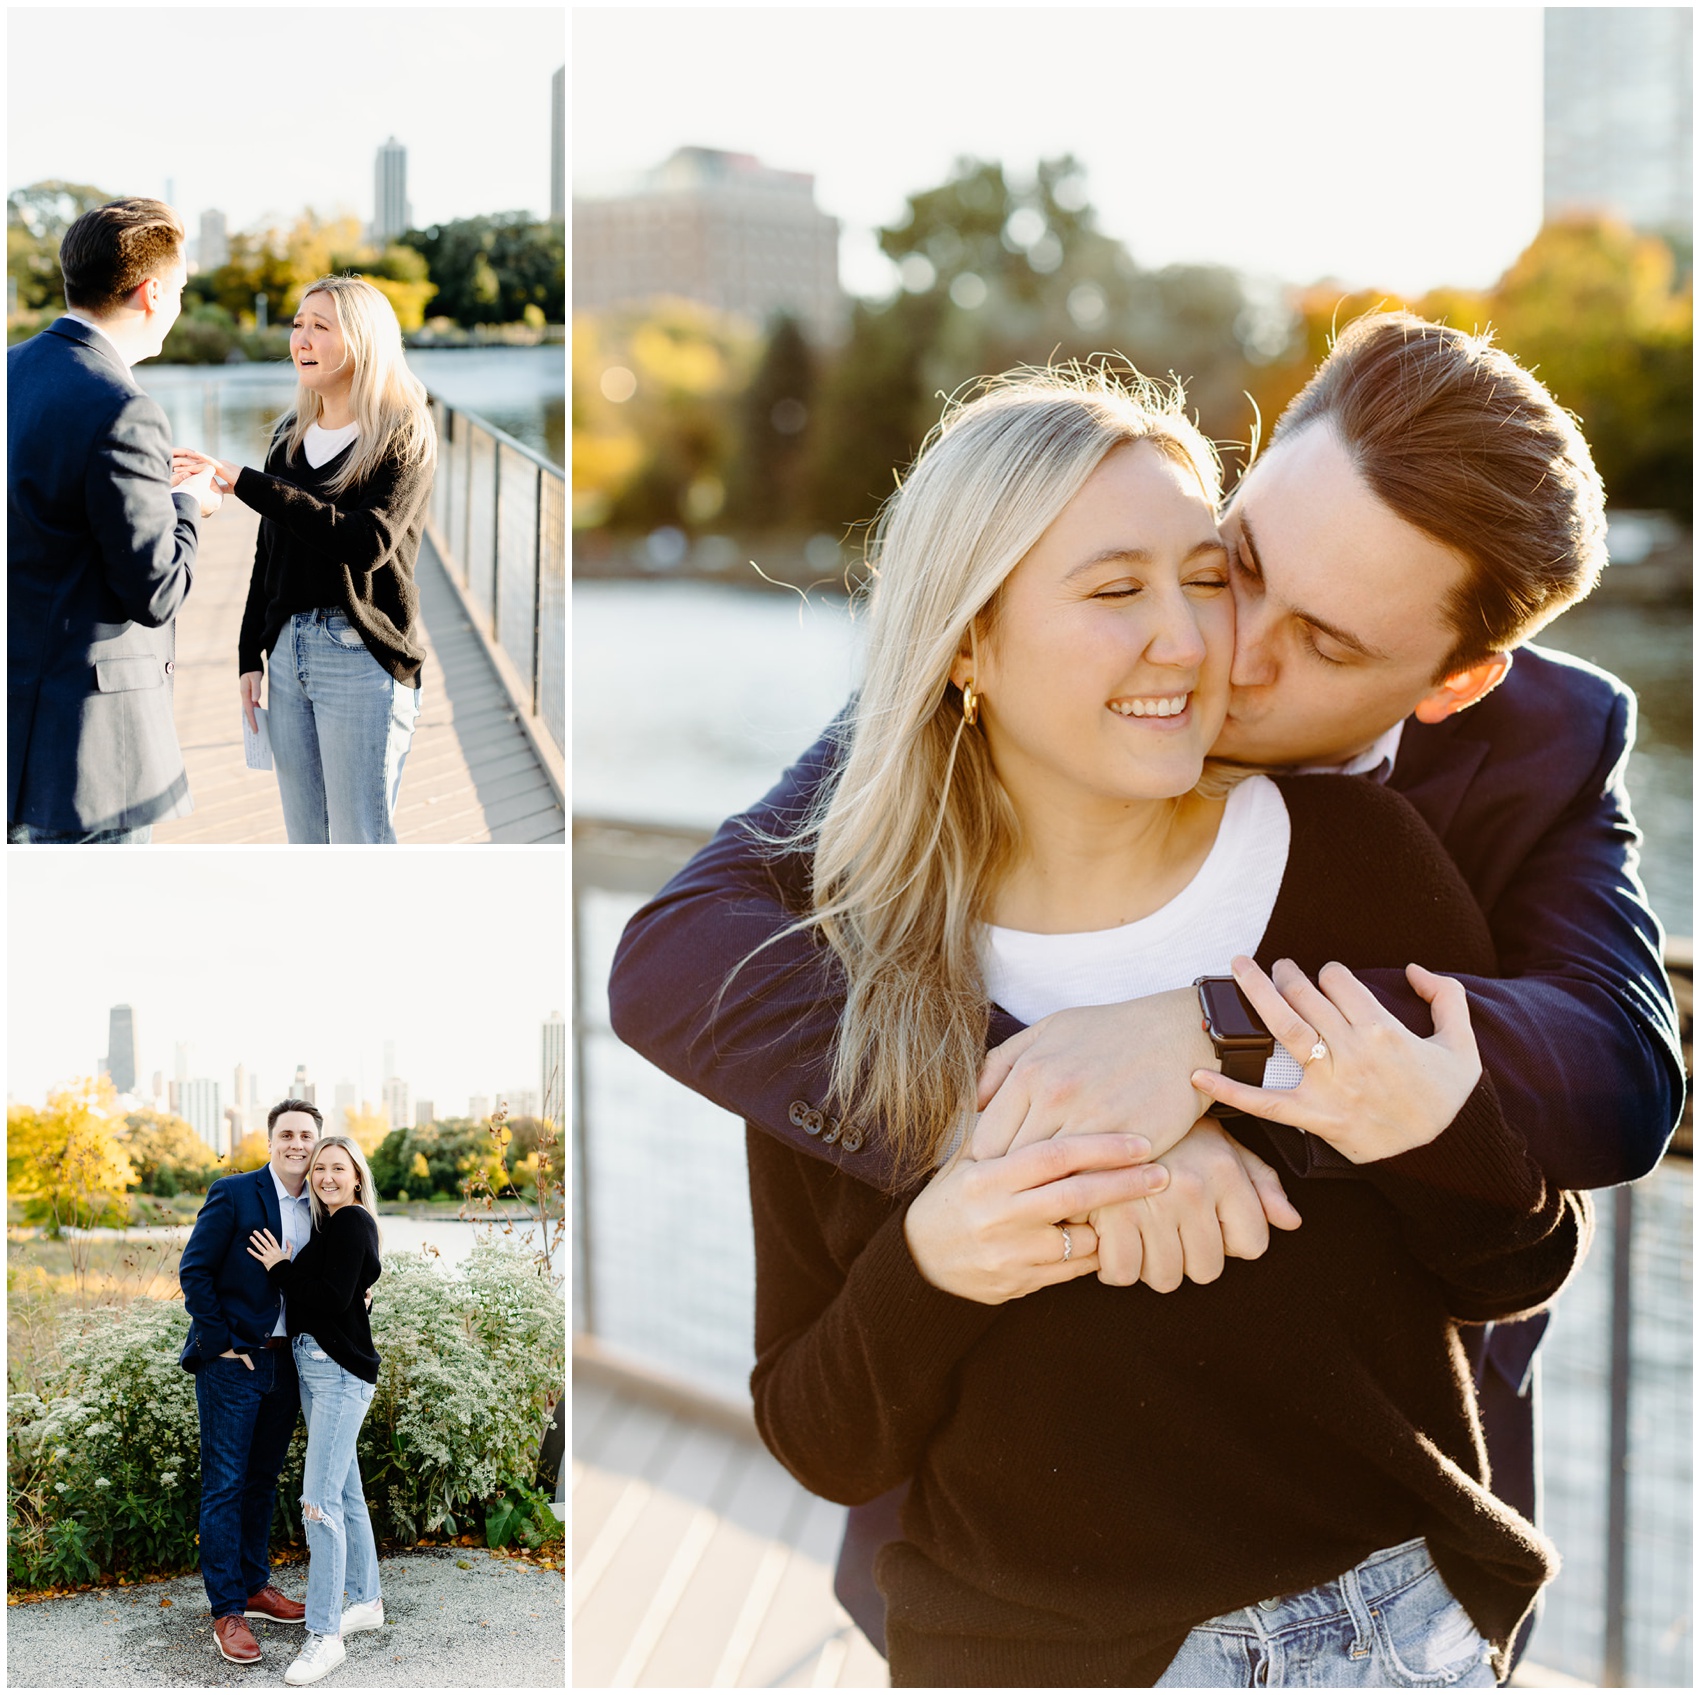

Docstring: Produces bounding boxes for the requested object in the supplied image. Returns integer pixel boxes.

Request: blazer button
[801,1109,824,1135]
[788,1100,810,1128]
[821,1117,842,1145]
[840,1127,864,1153]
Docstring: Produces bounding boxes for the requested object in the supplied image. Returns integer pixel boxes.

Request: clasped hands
[906,957,1479,1306]
[171,447,242,517]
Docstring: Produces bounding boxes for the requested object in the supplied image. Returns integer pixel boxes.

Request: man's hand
[971,988,1217,1163]
[220,1349,255,1371]
[174,447,243,493]
[1190,956,1482,1164]
[1089,1117,1302,1290]
[905,1134,1169,1304]
[239,671,264,735]
[175,461,223,519]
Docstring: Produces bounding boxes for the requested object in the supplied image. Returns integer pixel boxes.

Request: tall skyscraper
[223,1105,244,1154]
[373,137,410,244]
[382,1076,412,1131]
[175,1042,191,1084]
[198,208,229,272]
[1544,8,1693,233]
[180,1078,222,1151]
[415,1098,436,1129]
[468,1093,491,1122]
[291,1063,315,1107]
[573,147,845,343]
[231,1064,249,1137]
[335,1081,357,1134]
[504,1089,540,1121]
[541,1010,565,1126]
[550,65,565,221]
[107,1004,138,1095]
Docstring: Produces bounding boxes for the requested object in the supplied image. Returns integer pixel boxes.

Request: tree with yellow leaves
[7,1079,137,1237]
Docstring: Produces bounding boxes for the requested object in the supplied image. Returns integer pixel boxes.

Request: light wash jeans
[267,609,420,844]
[1155,1538,1497,1688]
[293,1334,380,1638]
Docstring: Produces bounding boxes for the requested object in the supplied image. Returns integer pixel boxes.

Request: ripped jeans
[293,1334,380,1636]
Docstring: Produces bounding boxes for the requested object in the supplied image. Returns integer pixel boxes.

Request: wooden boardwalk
[154,502,564,844]
[573,1347,889,1689]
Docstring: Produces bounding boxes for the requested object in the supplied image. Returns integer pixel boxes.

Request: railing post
[491,438,502,645]
[532,462,544,717]
[462,416,475,588]
[1603,1183,1634,1687]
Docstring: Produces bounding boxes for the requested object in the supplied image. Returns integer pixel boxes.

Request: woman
[248,1135,385,1688]
[174,275,435,843]
[678,369,1589,1687]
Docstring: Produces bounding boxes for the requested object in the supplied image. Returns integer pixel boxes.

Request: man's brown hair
[266,1098,323,1135]
[1270,311,1608,676]
[59,198,185,317]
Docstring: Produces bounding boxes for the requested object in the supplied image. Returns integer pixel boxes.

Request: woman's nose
[1144,591,1209,670]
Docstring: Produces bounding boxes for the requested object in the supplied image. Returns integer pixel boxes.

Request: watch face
[1200,978,1269,1042]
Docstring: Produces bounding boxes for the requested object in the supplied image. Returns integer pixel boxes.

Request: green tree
[7,180,113,312]
[401,214,564,326]
[116,1109,219,1194]
[728,313,816,528]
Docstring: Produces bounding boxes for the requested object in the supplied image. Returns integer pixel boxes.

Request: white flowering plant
[8,1242,564,1590]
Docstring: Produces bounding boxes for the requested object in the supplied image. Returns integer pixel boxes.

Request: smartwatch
[1194,975,1274,1120]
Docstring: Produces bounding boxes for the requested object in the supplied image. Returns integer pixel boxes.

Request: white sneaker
[340,1597,385,1635]
[284,1633,346,1686]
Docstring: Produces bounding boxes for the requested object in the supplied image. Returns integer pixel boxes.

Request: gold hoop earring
[961,679,979,728]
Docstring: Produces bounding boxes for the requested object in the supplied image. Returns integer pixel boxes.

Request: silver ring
[1059,1226,1073,1263]
[1303,1039,1328,1067]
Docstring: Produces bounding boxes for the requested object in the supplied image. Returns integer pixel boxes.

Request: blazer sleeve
[233,449,429,587]
[83,391,197,628]
[607,713,911,1188]
[178,1179,238,1361]
[1358,688,1683,1190]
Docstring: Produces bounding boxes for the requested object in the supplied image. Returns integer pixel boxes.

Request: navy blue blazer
[7,317,199,831]
[178,1166,287,1371]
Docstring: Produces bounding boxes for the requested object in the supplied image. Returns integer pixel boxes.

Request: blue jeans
[7,822,151,843]
[1155,1538,1497,1688]
[294,1334,380,1636]
[267,609,420,844]
[193,1344,300,1619]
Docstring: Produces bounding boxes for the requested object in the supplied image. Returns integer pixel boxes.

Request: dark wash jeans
[193,1345,300,1618]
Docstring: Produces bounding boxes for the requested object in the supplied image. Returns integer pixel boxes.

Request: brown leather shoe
[214,1615,262,1664]
[246,1584,307,1622]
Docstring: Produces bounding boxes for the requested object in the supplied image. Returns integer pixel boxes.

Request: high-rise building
[107,1004,138,1095]
[468,1093,491,1122]
[175,1042,191,1084]
[152,1070,165,1104]
[223,1105,244,1155]
[541,1010,565,1126]
[1544,8,1693,233]
[373,137,410,245]
[291,1063,315,1107]
[504,1089,540,1121]
[415,1098,436,1129]
[180,1078,222,1150]
[550,66,565,221]
[198,208,229,272]
[232,1064,248,1136]
[573,146,844,343]
[383,1076,412,1131]
[335,1081,357,1134]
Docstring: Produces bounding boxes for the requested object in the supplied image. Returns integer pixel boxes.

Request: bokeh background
[570,10,1691,1689]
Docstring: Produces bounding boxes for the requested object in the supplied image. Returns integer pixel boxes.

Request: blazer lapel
[1388,716,1490,848]
[258,1167,282,1238]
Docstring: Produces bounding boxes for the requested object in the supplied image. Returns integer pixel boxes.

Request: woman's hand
[239,672,264,735]
[904,1134,1168,1304]
[1190,955,1482,1164]
[174,448,243,493]
[246,1227,293,1271]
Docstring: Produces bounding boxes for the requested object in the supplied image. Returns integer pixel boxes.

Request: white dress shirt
[270,1166,314,1335]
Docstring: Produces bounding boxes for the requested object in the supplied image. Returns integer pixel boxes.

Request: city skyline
[574,8,1548,299]
[7,8,563,236]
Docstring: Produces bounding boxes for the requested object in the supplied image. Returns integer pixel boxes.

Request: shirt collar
[269,1165,310,1206]
[1290,718,1404,785]
[60,309,131,366]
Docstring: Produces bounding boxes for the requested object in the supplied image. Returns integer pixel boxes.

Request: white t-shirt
[978,774,1307,1089]
[303,420,359,468]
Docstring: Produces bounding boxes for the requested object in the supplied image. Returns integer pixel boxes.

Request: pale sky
[8,6,564,238]
[573,6,1547,297]
[7,853,566,1117]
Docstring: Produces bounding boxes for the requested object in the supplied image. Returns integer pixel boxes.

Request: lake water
[136,344,564,470]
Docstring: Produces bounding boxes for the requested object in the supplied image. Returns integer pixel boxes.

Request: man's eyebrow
[1238,512,1391,662]
[1062,539,1228,583]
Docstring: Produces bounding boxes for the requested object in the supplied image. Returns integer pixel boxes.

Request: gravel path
[5,1547,565,1688]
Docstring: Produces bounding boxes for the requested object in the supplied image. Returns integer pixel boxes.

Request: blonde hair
[792,365,1223,1186]
[305,1134,383,1251]
[272,275,434,497]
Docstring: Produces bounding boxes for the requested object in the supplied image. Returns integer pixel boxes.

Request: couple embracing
[178,1101,383,1685]
[8,197,434,845]
[610,316,1682,1686]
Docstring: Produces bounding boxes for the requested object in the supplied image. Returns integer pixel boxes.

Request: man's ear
[1412,650,1513,724]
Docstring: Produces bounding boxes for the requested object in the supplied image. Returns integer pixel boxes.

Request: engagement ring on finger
[1059,1226,1073,1263]
[1303,1039,1328,1067]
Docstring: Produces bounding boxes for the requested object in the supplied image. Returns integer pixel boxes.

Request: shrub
[7,1243,563,1590]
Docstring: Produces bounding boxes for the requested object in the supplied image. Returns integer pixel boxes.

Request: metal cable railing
[572,813,1694,1688]
[426,395,565,760]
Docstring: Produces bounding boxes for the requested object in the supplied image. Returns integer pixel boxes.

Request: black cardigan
[269,1204,383,1384]
[746,775,1593,1687]
[235,432,434,687]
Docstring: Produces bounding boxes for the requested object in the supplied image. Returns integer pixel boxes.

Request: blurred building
[223,1105,243,1155]
[551,65,565,221]
[542,1009,565,1124]
[198,209,228,272]
[374,136,410,244]
[335,1080,357,1134]
[573,146,843,342]
[469,1092,491,1122]
[1544,8,1693,233]
[383,1076,412,1131]
[181,1078,222,1151]
[415,1098,436,1129]
[231,1064,249,1138]
[291,1063,316,1107]
[106,1004,137,1096]
[505,1088,540,1120]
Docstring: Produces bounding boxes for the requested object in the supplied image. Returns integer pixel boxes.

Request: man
[178,1100,320,1666]
[7,197,221,843]
[609,315,1684,1658]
